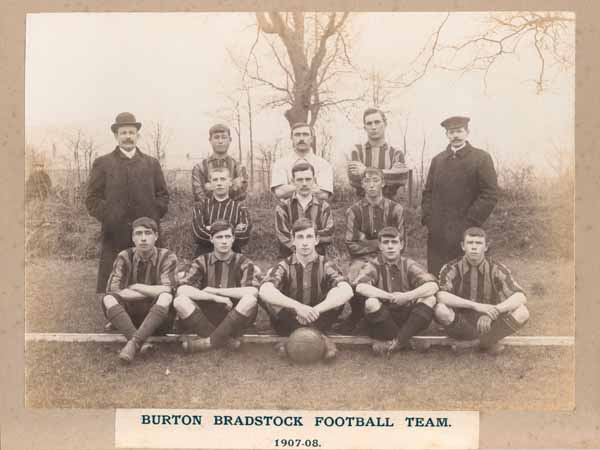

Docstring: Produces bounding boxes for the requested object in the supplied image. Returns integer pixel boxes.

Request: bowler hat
[111,112,142,133]
[440,116,470,129]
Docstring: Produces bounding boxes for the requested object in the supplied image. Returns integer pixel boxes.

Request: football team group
[85,109,529,364]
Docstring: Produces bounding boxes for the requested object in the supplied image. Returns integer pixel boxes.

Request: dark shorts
[103,292,175,335]
[196,298,258,327]
[365,302,416,341]
[271,307,343,337]
[443,308,488,341]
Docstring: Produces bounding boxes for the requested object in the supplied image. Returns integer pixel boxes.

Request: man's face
[211,228,235,254]
[132,226,157,251]
[291,126,313,154]
[115,125,139,151]
[293,227,319,257]
[446,127,469,147]
[379,235,403,261]
[362,174,384,198]
[461,234,488,265]
[209,131,231,155]
[364,112,386,141]
[210,170,232,197]
[293,169,315,196]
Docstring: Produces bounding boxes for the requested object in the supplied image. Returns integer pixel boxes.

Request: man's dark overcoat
[86,147,169,292]
[421,142,498,277]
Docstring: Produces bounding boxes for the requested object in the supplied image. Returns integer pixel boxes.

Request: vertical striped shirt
[347,142,408,198]
[345,197,405,258]
[439,256,525,305]
[261,254,347,306]
[107,247,178,294]
[192,196,251,247]
[192,154,248,202]
[275,194,334,250]
[352,255,436,292]
[178,252,261,289]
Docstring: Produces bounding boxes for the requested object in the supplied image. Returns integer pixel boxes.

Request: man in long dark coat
[421,116,498,277]
[86,112,170,295]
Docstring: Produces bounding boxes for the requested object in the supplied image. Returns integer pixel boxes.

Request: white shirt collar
[119,147,136,159]
[450,142,466,153]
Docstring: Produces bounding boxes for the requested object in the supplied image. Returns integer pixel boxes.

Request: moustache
[123,139,134,144]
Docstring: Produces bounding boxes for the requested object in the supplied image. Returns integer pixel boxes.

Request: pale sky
[25,12,574,176]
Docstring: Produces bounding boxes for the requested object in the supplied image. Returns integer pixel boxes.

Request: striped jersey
[275,194,334,250]
[345,197,404,258]
[347,142,408,198]
[192,154,248,202]
[192,196,251,247]
[107,247,178,293]
[352,254,436,292]
[178,252,261,289]
[439,256,525,305]
[261,254,347,306]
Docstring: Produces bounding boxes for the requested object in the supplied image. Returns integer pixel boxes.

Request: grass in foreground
[25,341,574,411]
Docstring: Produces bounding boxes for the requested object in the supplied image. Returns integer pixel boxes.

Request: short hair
[290,122,313,137]
[209,219,233,237]
[362,167,385,180]
[208,123,231,139]
[208,166,231,179]
[291,217,316,237]
[462,227,487,241]
[291,162,315,178]
[363,108,387,125]
[132,217,158,233]
[377,227,402,241]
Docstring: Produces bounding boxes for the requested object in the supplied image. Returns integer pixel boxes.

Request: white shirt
[119,147,136,159]
[270,151,334,194]
[450,142,466,153]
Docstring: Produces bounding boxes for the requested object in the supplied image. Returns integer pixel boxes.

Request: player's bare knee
[511,305,530,324]
[156,292,173,307]
[364,297,382,314]
[173,295,192,313]
[417,295,436,308]
[103,294,118,309]
[434,303,454,325]
[236,295,258,315]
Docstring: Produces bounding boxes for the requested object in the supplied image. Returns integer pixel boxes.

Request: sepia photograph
[24,10,574,412]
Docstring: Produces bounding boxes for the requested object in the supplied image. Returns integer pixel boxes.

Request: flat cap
[111,112,142,133]
[440,116,470,129]
[208,123,231,138]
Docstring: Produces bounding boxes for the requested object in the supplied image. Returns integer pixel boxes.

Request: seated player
[102,217,178,363]
[434,227,529,354]
[192,166,251,257]
[338,167,405,334]
[259,218,353,360]
[175,219,261,353]
[354,227,438,355]
[275,162,334,258]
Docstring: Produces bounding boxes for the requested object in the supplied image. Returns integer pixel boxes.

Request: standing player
[175,220,261,353]
[101,217,177,363]
[275,162,334,258]
[338,168,405,334]
[192,166,251,256]
[354,227,438,355]
[347,108,410,199]
[434,227,529,354]
[259,218,354,360]
[192,123,248,202]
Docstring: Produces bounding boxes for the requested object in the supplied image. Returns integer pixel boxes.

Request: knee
[511,305,530,325]
[417,295,437,308]
[103,294,118,309]
[236,295,258,315]
[434,303,454,326]
[156,292,173,307]
[364,297,382,314]
[173,295,191,312]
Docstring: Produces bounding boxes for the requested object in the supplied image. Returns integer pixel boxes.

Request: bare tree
[141,121,170,166]
[392,12,574,94]
[242,12,362,130]
[65,129,84,185]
